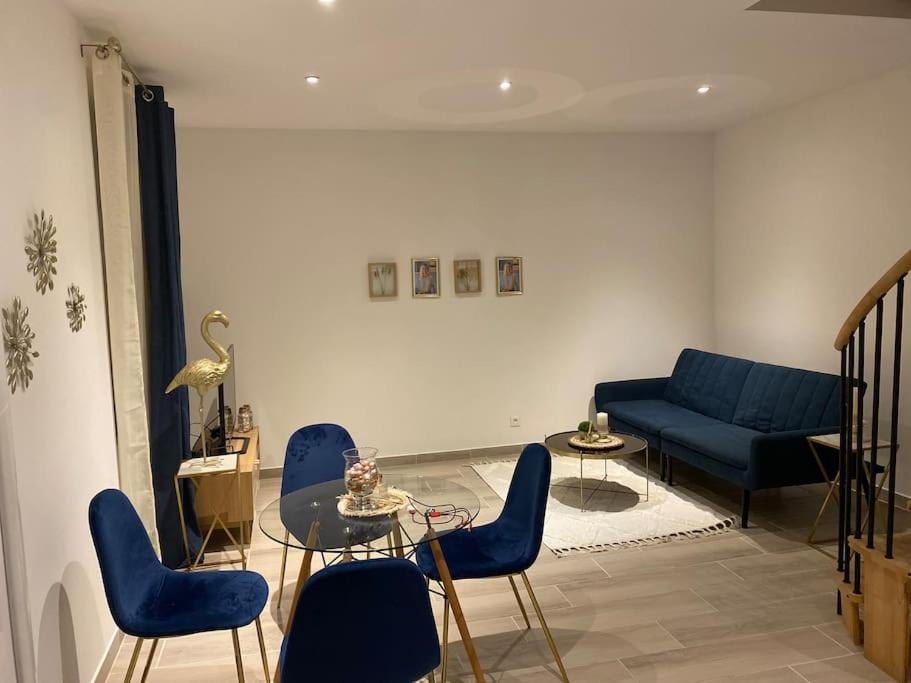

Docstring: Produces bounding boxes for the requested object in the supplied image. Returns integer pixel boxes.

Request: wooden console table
[193,426,261,545]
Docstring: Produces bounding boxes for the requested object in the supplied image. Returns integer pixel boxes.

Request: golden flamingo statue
[166,310,231,465]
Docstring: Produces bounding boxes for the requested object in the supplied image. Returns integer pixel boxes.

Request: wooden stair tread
[848,532,911,576]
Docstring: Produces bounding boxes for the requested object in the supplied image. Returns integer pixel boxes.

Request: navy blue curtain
[135,85,202,568]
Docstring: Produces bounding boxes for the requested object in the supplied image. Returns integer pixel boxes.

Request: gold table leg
[284,521,318,627]
[426,527,484,682]
[277,531,290,605]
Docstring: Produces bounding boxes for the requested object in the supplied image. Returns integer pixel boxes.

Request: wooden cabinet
[194,427,260,537]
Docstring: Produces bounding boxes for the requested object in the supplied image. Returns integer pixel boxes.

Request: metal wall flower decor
[66,284,87,333]
[2,297,39,394]
[25,210,58,294]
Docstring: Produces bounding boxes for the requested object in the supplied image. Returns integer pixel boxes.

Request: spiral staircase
[833,248,911,680]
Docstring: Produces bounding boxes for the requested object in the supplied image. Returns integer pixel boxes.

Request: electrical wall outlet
[510,416,520,427]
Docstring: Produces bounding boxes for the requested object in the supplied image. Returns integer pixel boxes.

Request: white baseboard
[92,629,123,683]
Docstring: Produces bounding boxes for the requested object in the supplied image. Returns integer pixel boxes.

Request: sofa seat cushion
[605,400,722,436]
[662,423,760,471]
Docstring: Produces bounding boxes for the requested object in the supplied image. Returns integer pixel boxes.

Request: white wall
[177,130,715,467]
[0,0,120,680]
[715,65,911,492]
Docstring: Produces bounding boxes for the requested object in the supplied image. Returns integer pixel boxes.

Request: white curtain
[0,383,35,683]
[86,50,159,552]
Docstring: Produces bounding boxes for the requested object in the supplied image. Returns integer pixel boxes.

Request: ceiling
[65,0,911,132]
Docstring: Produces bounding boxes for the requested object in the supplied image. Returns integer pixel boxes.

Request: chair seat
[416,524,532,581]
[129,569,268,638]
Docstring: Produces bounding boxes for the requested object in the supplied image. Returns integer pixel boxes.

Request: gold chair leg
[441,598,450,683]
[124,637,144,683]
[508,575,531,629]
[255,617,270,681]
[521,571,569,683]
[231,628,245,683]
[140,638,159,683]
[277,532,289,605]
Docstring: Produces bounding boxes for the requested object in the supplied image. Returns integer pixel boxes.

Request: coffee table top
[545,431,648,460]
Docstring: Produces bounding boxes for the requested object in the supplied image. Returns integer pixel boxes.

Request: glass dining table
[259,473,486,682]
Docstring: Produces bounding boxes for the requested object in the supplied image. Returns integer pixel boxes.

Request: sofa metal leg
[659,450,667,482]
[666,455,674,486]
[741,490,751,528]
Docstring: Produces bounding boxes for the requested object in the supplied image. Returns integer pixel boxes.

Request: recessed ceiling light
[306,75,320,85]
[319,0,336,6]
[696,85,712,95]
[499,79,512,92]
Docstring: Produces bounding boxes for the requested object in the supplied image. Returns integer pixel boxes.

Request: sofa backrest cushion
[732,362,840,433]
[664,349,755,422]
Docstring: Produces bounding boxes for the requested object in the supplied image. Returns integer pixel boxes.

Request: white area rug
[472,457,738,557]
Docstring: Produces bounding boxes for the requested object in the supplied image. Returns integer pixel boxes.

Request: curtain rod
[80,37,155,102]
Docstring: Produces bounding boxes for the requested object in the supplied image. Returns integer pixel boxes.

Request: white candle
[596,412,608,431]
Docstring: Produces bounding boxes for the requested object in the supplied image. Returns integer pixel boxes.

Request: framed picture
[496,256,523,296]
[453,259,481,294]
[368,262,397,298]
[411,257,440,298]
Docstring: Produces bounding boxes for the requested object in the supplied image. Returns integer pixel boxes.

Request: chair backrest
[280,558,440,683]
[281,423,355,497]
[88,489,164,632]
[495,443,551,571]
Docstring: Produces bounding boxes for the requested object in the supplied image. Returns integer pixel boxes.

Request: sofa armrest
[751,427,839,455]
[594,377,670,409]
[748,427,840,489]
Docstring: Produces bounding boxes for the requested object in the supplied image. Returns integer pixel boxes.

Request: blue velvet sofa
[595,349,840,527]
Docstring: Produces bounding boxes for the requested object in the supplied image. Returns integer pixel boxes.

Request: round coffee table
[545,431,649,511]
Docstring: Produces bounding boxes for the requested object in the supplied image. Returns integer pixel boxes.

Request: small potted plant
[577,420,596,443]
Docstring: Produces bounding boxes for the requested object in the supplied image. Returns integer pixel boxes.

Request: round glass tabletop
[545,430,648,460]
[259,474,481,554]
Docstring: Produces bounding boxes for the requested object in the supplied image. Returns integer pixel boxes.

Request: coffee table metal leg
[426,527,484,682]
[580,457,585,511]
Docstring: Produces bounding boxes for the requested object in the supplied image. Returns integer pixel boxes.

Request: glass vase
[342,447,380,511]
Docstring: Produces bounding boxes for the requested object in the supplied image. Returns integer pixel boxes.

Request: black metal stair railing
[834,249,910,610]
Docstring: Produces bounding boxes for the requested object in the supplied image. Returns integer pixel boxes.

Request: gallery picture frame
[367,262,398,299]
[495,256,523,296]
[453,258,482,295]
[411,257,441,298]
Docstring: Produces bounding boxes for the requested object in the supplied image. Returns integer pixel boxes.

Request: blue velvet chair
[89,489,270,682]
[279,558,440,683]
[277,423,355,604]
[415,443,568,682]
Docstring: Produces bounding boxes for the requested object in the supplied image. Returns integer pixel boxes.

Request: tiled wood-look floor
[105,453,902,682]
